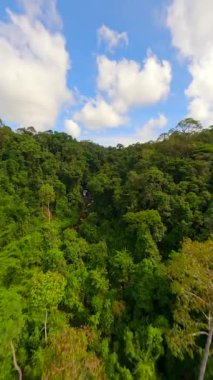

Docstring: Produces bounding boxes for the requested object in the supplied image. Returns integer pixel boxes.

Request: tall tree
[31,271,66,342]
[0,288,24,380]
[167,239,213,380]
[39,184,55,223]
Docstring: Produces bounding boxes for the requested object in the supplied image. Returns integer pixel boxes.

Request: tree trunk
[44,309,48,342]
[10,341,22,380]
[198,323,213,380]
[47,202,50,223]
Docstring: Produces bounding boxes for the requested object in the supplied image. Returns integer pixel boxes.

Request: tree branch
[193,331,209,337]
[44,308,48,342]
[185,291,205,305]
[10,341,22,380]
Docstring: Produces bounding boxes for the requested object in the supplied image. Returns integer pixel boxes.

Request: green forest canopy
[0,120,212,379]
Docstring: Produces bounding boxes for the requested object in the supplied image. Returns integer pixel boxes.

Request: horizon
[0,0,212,146]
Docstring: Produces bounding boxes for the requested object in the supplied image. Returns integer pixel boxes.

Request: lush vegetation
[0,119,212,379]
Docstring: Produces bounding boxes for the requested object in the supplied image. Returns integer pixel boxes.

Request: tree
[26,126,37,135]
[175,118,202,134]
[31,271,66,342]
[167,238,213,380]
[110,249,134,287]
[0,288,24,380]
[157,132,169,142]
[39,184,55,223]
[124,210,166,260]
[42,327,106,379]
[116,143,124,150]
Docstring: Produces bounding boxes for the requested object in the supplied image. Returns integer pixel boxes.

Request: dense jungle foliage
[0,120,212,379]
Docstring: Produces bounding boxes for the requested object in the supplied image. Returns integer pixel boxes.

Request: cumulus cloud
[64,119,81,138]
[97,54,172,113]
[167,0,213,60]
[185,53,213,123]
[167,0,213,125]
[97,25,128,52]
[0,1,72,131]
[74,98,127,130]
[92,114,168,147]
[75,53,171,131]
[137,114,168,141]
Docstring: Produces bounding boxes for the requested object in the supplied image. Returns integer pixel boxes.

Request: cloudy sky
[0,0,212,146]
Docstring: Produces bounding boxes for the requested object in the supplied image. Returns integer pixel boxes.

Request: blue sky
[0,0,212,146]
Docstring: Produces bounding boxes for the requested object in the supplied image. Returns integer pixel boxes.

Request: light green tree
[167,238,213,380]
[39,184,55,223]
[0,288,24,380]
[31,271,66,342]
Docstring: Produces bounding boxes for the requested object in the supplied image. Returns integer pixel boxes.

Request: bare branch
[10,341,22,380]
[185,291,205,304]
[193,331,209,337]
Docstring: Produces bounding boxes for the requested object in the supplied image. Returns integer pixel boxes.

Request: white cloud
[75,53,171,132]
[167,0,213,125]
[64,119,81,138]
[97,25,128,52]
[185,53,213,124]
[167,0,213,60]
[97,54,172,113]
[0,1,72,131]
[92,114,168,147]
[19,0,62,29]
[74,98,127,130]
[137,114,168,141]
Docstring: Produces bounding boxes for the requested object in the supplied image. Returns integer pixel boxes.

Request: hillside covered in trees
[0,120,212,379]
